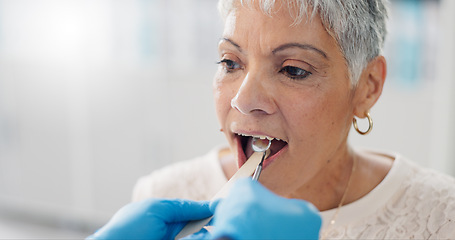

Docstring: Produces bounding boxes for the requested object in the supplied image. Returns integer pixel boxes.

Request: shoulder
[132,147,228,202]
[326,152,455,239]
[400,157,455,199]
[384,156,455,238]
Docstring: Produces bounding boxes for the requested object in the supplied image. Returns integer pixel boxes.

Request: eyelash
[279,66,312,80]
[216,59,241,73]
[217,59,312,80]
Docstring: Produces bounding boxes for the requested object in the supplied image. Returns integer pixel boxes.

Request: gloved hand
[209,178,322,240]
[86,199,212,240]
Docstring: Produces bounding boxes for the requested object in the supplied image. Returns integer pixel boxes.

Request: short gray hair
[217,0,388,84]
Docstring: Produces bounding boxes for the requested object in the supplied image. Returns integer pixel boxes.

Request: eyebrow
[220,38,328,60]
[220,38,243,52]
[272,43,328,59]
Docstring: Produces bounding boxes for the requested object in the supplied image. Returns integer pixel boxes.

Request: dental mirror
[251,137,272,152]
[251,137,271,181]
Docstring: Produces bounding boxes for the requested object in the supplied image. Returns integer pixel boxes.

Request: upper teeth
[237,133,282,141]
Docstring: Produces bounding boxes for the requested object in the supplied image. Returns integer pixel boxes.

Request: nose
[230,72,276,115]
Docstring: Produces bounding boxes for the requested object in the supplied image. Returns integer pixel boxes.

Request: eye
[217,59,241,73]
[279,66,312,80]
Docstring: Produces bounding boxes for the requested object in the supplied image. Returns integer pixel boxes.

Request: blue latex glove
[86,199,212,240]
[209,178,322,240]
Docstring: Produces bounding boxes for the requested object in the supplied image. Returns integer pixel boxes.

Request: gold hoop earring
[353,111,373,135]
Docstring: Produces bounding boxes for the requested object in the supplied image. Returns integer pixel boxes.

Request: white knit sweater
[132,147,455,239]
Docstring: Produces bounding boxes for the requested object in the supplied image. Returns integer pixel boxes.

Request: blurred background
[0,0,454,238]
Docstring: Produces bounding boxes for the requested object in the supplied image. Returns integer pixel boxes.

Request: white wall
[0,0,453,233]
[350,0,455,176]
[0,0,225,229]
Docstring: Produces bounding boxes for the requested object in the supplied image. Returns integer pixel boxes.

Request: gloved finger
[224,179,321,219]
[211,183,322,240]
[181,227,211,240]
[209,198,222,212]
[228,178,267,198]
[286,198,321,215]
[217,178,266,209]
[154,199,213,223]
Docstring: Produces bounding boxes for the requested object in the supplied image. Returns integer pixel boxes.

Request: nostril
[231,95,250,114]
[230,97,237,109]
[230,97,241,112]
[230,79,276,115]
[231,97,265,115]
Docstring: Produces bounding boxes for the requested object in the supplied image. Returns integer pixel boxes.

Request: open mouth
[235,133,288,167]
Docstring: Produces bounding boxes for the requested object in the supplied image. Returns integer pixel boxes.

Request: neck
[287,146,356,211]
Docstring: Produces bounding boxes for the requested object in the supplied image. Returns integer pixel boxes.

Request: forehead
[222,2,340,57]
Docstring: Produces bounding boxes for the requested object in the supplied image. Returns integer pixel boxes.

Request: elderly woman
[109,0,455,239]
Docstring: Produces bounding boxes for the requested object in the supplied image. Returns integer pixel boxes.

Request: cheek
[281,89,352,140]
[282,98,322,139]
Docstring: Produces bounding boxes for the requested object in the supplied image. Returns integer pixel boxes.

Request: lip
[233,131,288,169]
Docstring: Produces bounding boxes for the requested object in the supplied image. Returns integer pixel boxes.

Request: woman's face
[214,3,358,195]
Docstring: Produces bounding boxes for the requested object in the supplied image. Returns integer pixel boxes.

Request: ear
[352,55,387,118]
